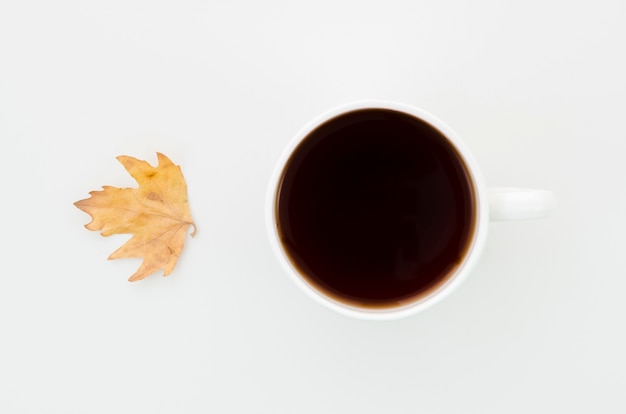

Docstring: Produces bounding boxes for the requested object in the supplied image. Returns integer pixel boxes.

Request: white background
[1,0,624,413]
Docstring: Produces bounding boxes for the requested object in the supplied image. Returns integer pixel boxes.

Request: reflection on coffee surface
[276,109,476,308]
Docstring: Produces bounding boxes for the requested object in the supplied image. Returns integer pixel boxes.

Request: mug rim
[266,99,489,320]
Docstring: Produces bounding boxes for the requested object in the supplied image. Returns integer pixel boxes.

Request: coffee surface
[276,109,475,308]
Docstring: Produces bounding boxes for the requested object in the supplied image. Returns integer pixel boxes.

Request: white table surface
[1,1,624,413]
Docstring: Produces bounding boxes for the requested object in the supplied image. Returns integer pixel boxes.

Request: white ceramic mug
[266,100,555,320]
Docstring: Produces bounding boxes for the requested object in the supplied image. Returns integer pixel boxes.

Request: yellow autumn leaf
[74,152,196,281]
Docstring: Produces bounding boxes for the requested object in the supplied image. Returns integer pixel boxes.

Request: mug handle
[488,188,556,221]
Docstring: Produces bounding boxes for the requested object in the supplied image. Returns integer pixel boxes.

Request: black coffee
[276,108,476,309]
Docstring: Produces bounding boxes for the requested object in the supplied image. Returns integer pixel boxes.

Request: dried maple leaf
[74,152,196,282]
